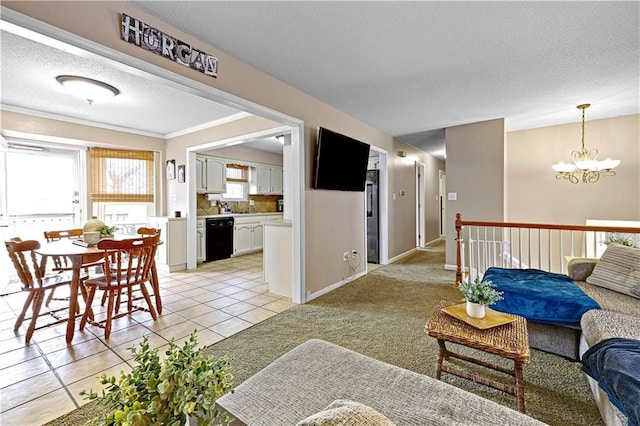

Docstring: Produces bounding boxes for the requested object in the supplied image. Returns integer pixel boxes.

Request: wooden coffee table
[425,300,530,413]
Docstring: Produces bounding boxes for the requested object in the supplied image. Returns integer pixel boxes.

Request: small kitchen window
[222,163,249,201]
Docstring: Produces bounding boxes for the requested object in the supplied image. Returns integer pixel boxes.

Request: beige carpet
[48,241,602,426]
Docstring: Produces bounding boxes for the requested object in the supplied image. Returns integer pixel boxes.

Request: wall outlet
[351,250,357,258]
[343,252,349,261]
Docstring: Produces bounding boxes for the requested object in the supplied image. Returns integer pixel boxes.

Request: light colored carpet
[48,241,602,426]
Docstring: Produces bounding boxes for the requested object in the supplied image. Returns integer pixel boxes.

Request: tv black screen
[313,127,371,191]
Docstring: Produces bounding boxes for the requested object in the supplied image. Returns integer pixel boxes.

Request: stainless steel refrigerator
[366,170,379,263]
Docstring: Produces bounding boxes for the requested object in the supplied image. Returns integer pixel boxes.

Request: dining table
[35,237,162,343]
[35,240,103,343]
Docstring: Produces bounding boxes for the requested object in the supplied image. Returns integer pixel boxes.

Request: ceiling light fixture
[55,75,120,105]
[552,104,620,184]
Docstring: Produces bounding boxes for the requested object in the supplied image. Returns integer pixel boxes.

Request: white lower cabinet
[233,222,264,256]
[148,216,187,272]
[232,215,278,256]
[234,223,254,255]
[196,219,205,263]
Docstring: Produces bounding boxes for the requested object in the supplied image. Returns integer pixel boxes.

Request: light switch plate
[448,192,457,201]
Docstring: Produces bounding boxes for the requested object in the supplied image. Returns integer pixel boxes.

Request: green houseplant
[458,277,504,318]
[97,224,118,238]
[604,236,638,248]
[81,331,234,426]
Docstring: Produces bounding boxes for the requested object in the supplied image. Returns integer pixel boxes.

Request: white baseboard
[305,270,367,302]
[444,263,458,271]
[388,248,417,264]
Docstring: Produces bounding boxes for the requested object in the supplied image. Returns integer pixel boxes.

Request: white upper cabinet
[250,165,283,195]
[195,156,207,193]
[206,158,226,193]
[196,155,226,193]
[271,167,283,194]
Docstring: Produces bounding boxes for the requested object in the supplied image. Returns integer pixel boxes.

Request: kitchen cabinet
[232,214,281,256]
[250,165,283,195]
[195,156,207,193]
[234,220,264,256]
[148,216,187,272]
[196,219,205,263]
[196,155,226,193]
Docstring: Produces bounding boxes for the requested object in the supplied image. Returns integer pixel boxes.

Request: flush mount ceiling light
[552,104,620,184]
[55,75,120,105]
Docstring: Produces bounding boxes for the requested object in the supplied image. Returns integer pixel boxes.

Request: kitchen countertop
[263,219,292,227]
[197,212,283,219]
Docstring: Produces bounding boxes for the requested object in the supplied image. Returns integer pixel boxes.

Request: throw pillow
[586,243,640,299]
[296,399,396,426]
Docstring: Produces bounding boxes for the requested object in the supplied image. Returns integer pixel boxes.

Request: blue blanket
[582,338,640,426]
[482,267,600,325]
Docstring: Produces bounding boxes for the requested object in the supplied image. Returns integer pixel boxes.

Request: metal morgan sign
[121,13,218,78]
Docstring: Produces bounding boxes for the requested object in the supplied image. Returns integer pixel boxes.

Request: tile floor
[0,253,294,426]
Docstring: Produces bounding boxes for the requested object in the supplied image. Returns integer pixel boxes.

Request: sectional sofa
[568,243,640,426]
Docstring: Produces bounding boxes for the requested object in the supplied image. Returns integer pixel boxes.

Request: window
[89,148,155,202]
[222,163,249,201]
[89,148,156,234]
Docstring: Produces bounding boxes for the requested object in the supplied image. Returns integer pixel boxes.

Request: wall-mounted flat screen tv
[313,127,371,192]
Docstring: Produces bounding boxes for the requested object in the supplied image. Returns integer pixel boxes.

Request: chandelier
[552,104,620,184]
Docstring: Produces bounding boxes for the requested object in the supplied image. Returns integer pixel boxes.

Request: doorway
[3,10,306,303]
[365,147,388,266]
[415,162,426,247]
[2,141,83,240]
[439,169,446,237]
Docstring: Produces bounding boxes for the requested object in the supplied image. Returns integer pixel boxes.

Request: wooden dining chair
[80,236,159,340]
[43,229,83,271]
[96,227,163,314]
[43,228,97,309]
[137,227,163,314]
[5,238,75,344]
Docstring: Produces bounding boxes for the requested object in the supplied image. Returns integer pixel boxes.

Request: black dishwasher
[205,217,234,262]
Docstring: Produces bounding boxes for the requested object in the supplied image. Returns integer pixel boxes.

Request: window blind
[226,163,249,182]
[89,148,155,202]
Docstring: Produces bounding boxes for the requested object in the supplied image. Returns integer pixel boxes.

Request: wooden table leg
[515,360,526,413]
[151,261,162,315]
[435,339,447,380]
[66,254,82,344]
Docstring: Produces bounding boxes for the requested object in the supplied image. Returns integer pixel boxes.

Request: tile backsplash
[196,194,281,216]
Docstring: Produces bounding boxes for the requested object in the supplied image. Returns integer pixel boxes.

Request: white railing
[4,214,77,241]
[455,213,640,285]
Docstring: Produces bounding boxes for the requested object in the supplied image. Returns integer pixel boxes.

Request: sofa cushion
[217,339,547,426]
[296,400,395,426]
[586,243,640,299]
[580,310,640,348]
[577,280,640,318]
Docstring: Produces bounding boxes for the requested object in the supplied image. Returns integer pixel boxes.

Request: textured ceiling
[1,2,638,160]
[0,31,242,137]
[131,1,640,159]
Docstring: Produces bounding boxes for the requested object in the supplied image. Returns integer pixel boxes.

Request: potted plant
[458,277,504,319]
[97,224,118,239]
[81,331,234,426]
[604,236,638,248]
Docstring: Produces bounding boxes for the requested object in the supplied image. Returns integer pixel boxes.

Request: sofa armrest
[568,258,598,281]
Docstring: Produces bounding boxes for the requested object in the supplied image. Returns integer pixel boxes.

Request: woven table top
[426,300,530,362]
